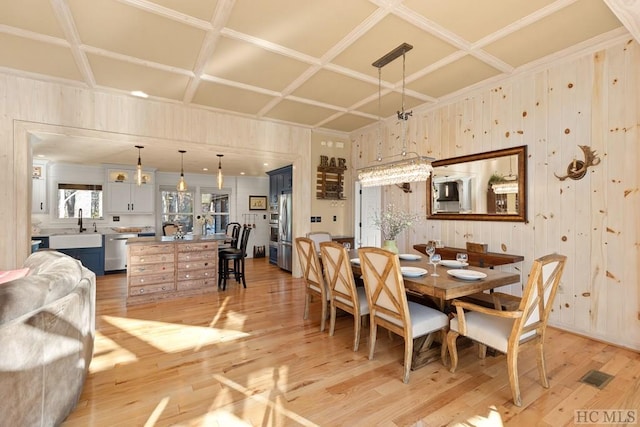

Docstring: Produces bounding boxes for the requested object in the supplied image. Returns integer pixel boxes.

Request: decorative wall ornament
[316,155,347,200]
[554,145,601,181]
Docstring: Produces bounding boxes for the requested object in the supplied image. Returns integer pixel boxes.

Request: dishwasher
[105,233,137,272]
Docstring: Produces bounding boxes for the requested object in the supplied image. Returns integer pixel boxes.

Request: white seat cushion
[450,312,513,353]
[376,301,448,338]
[335,287,369,315]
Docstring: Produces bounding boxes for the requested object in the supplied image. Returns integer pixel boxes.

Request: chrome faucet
[78,208,86,233]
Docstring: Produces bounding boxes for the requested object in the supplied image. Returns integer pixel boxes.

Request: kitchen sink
[49,233,103,249]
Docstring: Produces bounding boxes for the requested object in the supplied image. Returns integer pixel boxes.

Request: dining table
[349,249,521,369]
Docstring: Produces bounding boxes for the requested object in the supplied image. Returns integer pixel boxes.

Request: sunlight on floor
[88,315,251,372]
[450,405,504,427]
[213,373,318,427]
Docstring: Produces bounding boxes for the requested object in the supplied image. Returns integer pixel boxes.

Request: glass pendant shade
[135,145,143,186]
[358,42,435,188]
[177,150,187,191]
[358,155,434,187]
[492,181,519,194]
[217,154,224,190]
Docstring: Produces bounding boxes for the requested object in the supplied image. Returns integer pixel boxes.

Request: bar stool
[218,226,251,290]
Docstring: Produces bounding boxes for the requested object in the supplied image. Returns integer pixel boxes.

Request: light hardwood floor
[63,258,640,426]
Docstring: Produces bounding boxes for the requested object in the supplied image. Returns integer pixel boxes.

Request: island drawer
[177,250,217,262]
[176,268,215,281]
[178,242,217,252]
[129,244,174,256]
[129,281,176,296]
[129,262,174,276]
[128,272,174,287]
[130,253,174,265]
[176,277,216,291]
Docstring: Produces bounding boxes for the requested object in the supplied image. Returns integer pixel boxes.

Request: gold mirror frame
[427,145,527,222]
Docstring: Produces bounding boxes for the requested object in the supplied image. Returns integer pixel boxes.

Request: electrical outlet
[333,215,337,222]
[113,216,120,222]
[311,217,316,223]
[316,216,321,223]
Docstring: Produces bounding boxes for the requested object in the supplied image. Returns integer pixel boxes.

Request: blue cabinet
[58,247,105,276]
[267,165,293,206]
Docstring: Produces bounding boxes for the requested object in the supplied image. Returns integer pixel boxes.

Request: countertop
[126,234,228,245]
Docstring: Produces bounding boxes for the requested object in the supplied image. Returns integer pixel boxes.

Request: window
[201,188,230,234]
[57,183,103,219]
[160,187,194,232]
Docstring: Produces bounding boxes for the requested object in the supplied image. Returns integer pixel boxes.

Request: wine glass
[425,242,436,259]
[430,254,442,276]
[456,253,468,267]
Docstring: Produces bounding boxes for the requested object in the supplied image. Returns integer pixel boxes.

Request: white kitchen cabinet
[32,161,48,213]
[107,169,155,214]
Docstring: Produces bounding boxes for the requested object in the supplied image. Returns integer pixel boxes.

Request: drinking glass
[456,253,468,267]
[425,242,436,259]
[430,254,441,276]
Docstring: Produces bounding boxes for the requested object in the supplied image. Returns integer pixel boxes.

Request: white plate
[439,260,469,268]
[401,267,428,277]
[447,269,487,281]
[398,253,422,261]
[350,258,360,265]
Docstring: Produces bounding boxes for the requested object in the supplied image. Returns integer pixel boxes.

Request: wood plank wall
[351,38,640,351]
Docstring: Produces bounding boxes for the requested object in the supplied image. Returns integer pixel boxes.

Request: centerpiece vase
[382,239,399,254]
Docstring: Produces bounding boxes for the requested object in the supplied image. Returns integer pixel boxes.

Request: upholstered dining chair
[162,223,179,236]
[320,241,369,351]
[358,247,449,383]
[306,231,332,253]
[447,253,567,406]
[295,237,329,332]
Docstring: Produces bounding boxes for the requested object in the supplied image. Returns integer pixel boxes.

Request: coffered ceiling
[2,0,636,175]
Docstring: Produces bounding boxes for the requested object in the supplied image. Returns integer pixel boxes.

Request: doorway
[354,182,381,249]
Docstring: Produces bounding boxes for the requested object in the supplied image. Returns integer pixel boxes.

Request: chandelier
[358,42,434,188]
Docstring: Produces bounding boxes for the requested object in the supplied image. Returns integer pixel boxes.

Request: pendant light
[135,145,144,186]
[177,150,187,191]
[216,154,224,190]
[357,43,435,187]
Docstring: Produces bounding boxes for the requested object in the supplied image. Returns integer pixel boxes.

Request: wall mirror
[427,145,527,222]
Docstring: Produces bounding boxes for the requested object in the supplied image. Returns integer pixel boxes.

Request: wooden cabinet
[126,238,219,305]
[32,161,48,213]
[176,241,218,291]
[107,169,155,214]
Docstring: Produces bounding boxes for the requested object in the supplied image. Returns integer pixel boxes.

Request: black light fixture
[135,145,144,186]
[177,150,187,191]
[217,154,224,190]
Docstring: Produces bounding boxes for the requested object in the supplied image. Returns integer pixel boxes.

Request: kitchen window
[57,183,103,219]
[201,188,230,234]
[160,186,194,232]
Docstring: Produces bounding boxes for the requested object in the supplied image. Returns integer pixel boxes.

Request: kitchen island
[126,234,227,305]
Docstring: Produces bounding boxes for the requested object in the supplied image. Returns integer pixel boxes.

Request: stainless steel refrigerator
[277,192,292,271]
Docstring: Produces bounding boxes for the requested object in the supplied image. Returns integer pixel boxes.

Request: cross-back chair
[447,253,567,406]
[359,247,449,383]
[320,241,369,351]
[295,237,329,332]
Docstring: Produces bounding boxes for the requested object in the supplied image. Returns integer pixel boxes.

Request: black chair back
[226,222,241,248]
[239,226,252,256]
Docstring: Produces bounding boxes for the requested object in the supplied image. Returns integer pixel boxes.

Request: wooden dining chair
[447,253,567,406]
[295,237,329,332]
[162,223,179,236]
[320,241,369,351]
[358,247,449,383]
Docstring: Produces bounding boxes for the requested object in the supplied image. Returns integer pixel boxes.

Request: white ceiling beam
[603,0,640,43]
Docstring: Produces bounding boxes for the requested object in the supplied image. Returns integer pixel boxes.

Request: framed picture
[249,195,267,210]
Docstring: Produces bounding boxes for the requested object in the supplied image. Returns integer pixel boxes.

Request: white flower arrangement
[195,213,213,226]
[372,203,421,241]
